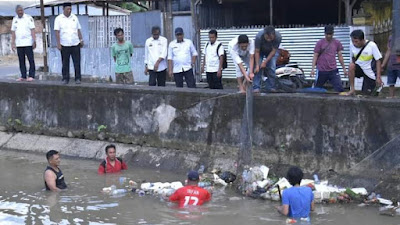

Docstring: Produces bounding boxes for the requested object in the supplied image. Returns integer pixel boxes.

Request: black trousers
[206,72,223,89]
[61,45,81,81]
[17,46,35,78]
[174,69,196,88]
[149,69,166,86]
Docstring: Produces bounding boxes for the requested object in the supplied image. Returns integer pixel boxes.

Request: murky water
[0,150,398,225]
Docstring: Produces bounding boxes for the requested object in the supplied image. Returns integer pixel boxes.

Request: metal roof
[200,26,352,80]
[0,1,39,17]
[0,0,131,17]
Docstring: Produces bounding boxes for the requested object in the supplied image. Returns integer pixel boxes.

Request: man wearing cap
[168,27,198,88]
[254,26,282,93]
[311,25,347,92]
[169,171,211,208]
[54,2,84,85]
[11,5,36,82]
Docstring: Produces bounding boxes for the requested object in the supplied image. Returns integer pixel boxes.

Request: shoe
[75,79,81,84]
[16,78,26,81]
[62,80,69,85]
[27,77,34,82]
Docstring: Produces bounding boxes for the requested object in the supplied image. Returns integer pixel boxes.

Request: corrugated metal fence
[89,16,131,48]
[200,26,351,79]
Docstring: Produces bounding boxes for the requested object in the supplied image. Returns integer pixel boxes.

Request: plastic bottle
[198,165,205,174]
[198,182,212,188]
[111,189,127,195]
[138,190,146,197]
[242,170,249,182]
[373,83,384,96]
[119,177,127,185]
[313,174,320,184]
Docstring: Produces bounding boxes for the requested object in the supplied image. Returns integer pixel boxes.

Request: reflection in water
[0,150,398,225]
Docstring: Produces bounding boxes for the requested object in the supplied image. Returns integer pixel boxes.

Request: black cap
[187,170,200,181]
[63,2,72,8]
[325,25,334,34]
[175,27,184,35]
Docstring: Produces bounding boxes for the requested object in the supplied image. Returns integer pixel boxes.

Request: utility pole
[40,0,48,72]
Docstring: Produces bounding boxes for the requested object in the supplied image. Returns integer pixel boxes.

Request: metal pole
[270,0,273,25]
[40,0,48,72]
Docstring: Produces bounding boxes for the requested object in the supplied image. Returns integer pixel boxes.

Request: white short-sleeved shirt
[168,39,198,73]
[145,36,168,72]
[228,36,255,65]
[11,14,35,47]
[204,40,224,73]
[350,40,382,80]
[54,13,82,47]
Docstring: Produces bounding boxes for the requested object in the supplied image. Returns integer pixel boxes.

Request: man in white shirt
[168,27,198,88]
[228,35,255,93]
[201,29,224,89]
[145,26,168,86]
[11,5,36,82]
[54,2,84,85]
[346,29,382,95]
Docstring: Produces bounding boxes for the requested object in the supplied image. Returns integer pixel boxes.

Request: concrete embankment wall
[0,80,399,178]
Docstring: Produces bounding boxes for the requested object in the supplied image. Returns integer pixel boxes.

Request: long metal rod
[40,0,48,72]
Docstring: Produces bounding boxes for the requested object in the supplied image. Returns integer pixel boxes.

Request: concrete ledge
[0,132,223,172]
[0,80,399,176]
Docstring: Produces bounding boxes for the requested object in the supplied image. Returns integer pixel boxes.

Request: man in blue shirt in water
[277,166,315,220]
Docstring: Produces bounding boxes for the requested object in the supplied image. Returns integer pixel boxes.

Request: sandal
[16,78,26,81]
[340,91,355,96]
[27,77,34,82]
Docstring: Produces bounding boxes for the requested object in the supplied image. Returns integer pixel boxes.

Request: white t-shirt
[11,14,35,47]
[54,13,82,47]
[228,36,255,65]
[168,39,198,73]
[204,40,225,73]
[145,36,168,72]
[350,40,382,80]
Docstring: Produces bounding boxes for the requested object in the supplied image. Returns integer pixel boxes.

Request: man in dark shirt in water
[44,150,67,191]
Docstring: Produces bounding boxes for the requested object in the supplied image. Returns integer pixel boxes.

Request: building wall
[0,19,44,56]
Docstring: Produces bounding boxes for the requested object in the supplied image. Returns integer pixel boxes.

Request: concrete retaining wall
[0,80,399,176]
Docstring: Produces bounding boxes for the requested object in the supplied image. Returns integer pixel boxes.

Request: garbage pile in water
[100,165,399,216]
[238,165,400,216]
[100,167,237,198]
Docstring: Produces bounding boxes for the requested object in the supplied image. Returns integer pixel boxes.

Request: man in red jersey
[169,171,211,208]
[98,144,128,174]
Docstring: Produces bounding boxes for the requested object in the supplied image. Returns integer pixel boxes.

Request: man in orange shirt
[169,171,211,208]
[98,144,128,174]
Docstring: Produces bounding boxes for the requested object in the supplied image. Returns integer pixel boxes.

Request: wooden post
[40,0,48,72]
[393,0,400,58]
[190,0,200,81]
